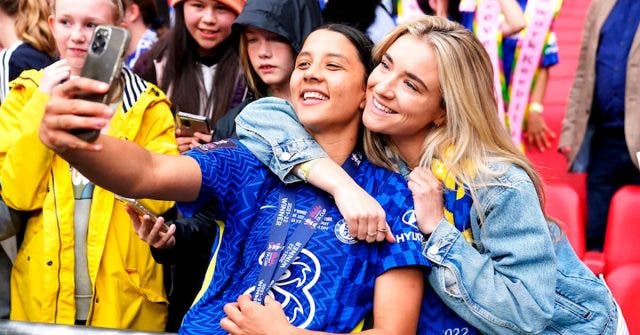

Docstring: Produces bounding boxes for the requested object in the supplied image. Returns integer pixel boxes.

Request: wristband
[296,159,320,182]
[528,102,544,114]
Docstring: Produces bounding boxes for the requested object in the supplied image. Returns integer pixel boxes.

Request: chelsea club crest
[334,219,357,245]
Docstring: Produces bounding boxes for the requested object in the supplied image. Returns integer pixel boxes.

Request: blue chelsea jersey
[178,140,429,335]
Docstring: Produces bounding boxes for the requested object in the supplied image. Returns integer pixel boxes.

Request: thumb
[384,223,395,243]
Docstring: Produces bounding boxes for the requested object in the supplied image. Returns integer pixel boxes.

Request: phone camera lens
[183,120,191,127]
[91,29,109,53]
[91,38,107,53]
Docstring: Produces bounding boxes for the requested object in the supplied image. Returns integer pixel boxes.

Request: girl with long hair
[133,0,247,153]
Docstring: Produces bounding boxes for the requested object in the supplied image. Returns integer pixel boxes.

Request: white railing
[0,320,176,335]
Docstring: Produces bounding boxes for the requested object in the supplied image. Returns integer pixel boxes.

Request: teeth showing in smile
[303,91,328,101]
[373,98,393,114]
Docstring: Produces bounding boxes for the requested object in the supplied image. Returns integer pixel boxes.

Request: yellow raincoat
[0,69,177,330]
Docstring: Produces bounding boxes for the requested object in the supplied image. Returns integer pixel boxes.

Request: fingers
[136,214,154,240]
[219,317,242,335]
[146,216,173,248]
[373,217,388,243]
[189,137,202,150]
[264,295,280,307]
[356,215,369,241]
[125,205,142,231]
[39,125,102,152]
[53,77,110,99]
[176,136,195,153]
[528,128,557,152]
[344,209,389,243]
[408,166,441,192]
[221,302,242,334]
[559,145,572,160]
[237,294,253,307]
[193,132,213,143]
[365,223,377,243]
[40,78,113,152]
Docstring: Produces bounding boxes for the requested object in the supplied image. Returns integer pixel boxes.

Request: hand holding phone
[73,25,130,142]
[114,194,166,232]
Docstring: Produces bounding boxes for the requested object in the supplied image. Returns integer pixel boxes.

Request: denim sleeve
[235,97,327,184]
[423,178,556,334]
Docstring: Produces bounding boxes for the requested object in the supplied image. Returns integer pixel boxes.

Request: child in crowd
[122,0,159,68]
[0,0,177,329]
[133,0,247,153]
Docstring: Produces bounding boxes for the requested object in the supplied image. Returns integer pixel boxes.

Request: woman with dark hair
[38,24,427,335]
[134,1,322,330]
[133,0,247,153]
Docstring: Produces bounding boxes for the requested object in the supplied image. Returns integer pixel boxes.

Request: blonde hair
[363,16,547,221]
[15,0,56,56]
[50,0,125,23]
[239,32,268,99]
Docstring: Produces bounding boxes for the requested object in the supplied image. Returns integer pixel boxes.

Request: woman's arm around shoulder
[237,97,392,242]
[236,97,327,183]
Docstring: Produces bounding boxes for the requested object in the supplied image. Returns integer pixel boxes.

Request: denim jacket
[424,164,619,334]
[236,99,621,334]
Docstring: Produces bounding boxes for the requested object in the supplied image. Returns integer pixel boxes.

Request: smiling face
[183,0,236,55]
[245,27,295,90]
[49,0,119,75]
[363,34,445,147]
[290,29,367,136]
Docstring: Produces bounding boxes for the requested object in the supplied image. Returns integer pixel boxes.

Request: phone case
[73,26,131,142]
[176,111,211,136]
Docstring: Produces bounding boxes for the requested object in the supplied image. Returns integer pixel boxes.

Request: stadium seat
[605,264,640,334]
[583,251,605,275]
[544,183,585,259]
[602,186,640,275]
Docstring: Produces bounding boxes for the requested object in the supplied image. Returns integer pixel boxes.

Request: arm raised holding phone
[40,76,201,202]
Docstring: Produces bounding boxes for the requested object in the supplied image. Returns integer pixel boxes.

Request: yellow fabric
[430,150,474,243]
[0,70,178,330]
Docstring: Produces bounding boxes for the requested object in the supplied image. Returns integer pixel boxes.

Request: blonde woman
[234,16,627,334]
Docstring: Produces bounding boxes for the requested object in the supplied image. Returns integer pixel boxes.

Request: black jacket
[233,0,322,54]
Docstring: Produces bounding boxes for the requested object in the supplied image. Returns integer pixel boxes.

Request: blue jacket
[235,99,621,334]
